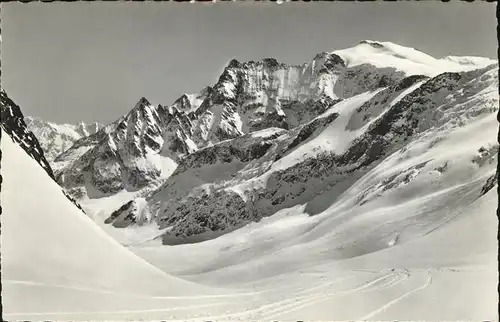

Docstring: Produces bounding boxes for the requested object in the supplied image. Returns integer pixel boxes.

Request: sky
[1,1,497,124]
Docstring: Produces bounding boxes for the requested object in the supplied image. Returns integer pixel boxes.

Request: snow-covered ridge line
[0,90,86,212]
[2,131,225,319]
[333,40,497,77]
[25,115,101,134]
[221,40,496,79]
[1,90,55,178]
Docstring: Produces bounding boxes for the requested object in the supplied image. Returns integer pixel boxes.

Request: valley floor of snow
[125,188,499,321]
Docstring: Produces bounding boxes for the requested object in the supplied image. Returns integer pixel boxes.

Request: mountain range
[25,116,102,163]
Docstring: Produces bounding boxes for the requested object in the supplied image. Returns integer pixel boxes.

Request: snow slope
[1,131,241,320]
[4,121,496,320]
[128,110,498,319]
[4,121,497,319]
[1,91,54,179]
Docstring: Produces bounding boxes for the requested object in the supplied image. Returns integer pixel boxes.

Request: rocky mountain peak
[261,58,282,69]
[227,58,241,69]
[359,39,386,48]
[138,96,151,106]
[199,85,213,96]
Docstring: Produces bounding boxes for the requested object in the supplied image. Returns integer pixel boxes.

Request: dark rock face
[394,74,429,92]
[281,96,342,129]
[158,189,248,238]
[173,132,279,176]
[262,58,281,70]
[0,90,85,212]
[1,90,54,179]
[347,74,429,131]
[227,59,241,69]
[360,40,385,49]
[323,53,346,70]
[480,172,498,197]
[278,111,340,159]
[105,200,135,225]
[334,64,406,99]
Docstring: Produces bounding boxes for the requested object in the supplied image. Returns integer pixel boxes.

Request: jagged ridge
[0,90,85,212]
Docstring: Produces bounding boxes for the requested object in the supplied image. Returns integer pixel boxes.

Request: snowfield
[127,110,498,321]
[3,109,498,320]
[334,40,497,77]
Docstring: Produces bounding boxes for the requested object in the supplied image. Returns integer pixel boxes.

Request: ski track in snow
[3,302,232,317]
[1,266,437,320]
[261,272,406,320]
[359,269,433,320]
[199,269,410,321]
[2,279,261,299]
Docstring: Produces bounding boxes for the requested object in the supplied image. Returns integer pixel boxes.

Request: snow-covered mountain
[95,41,498,244]
[1,127,228,320]
[24,116,101,163]
[53,97,180,201]
[54,41,496,211]
[334,40,496,77]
